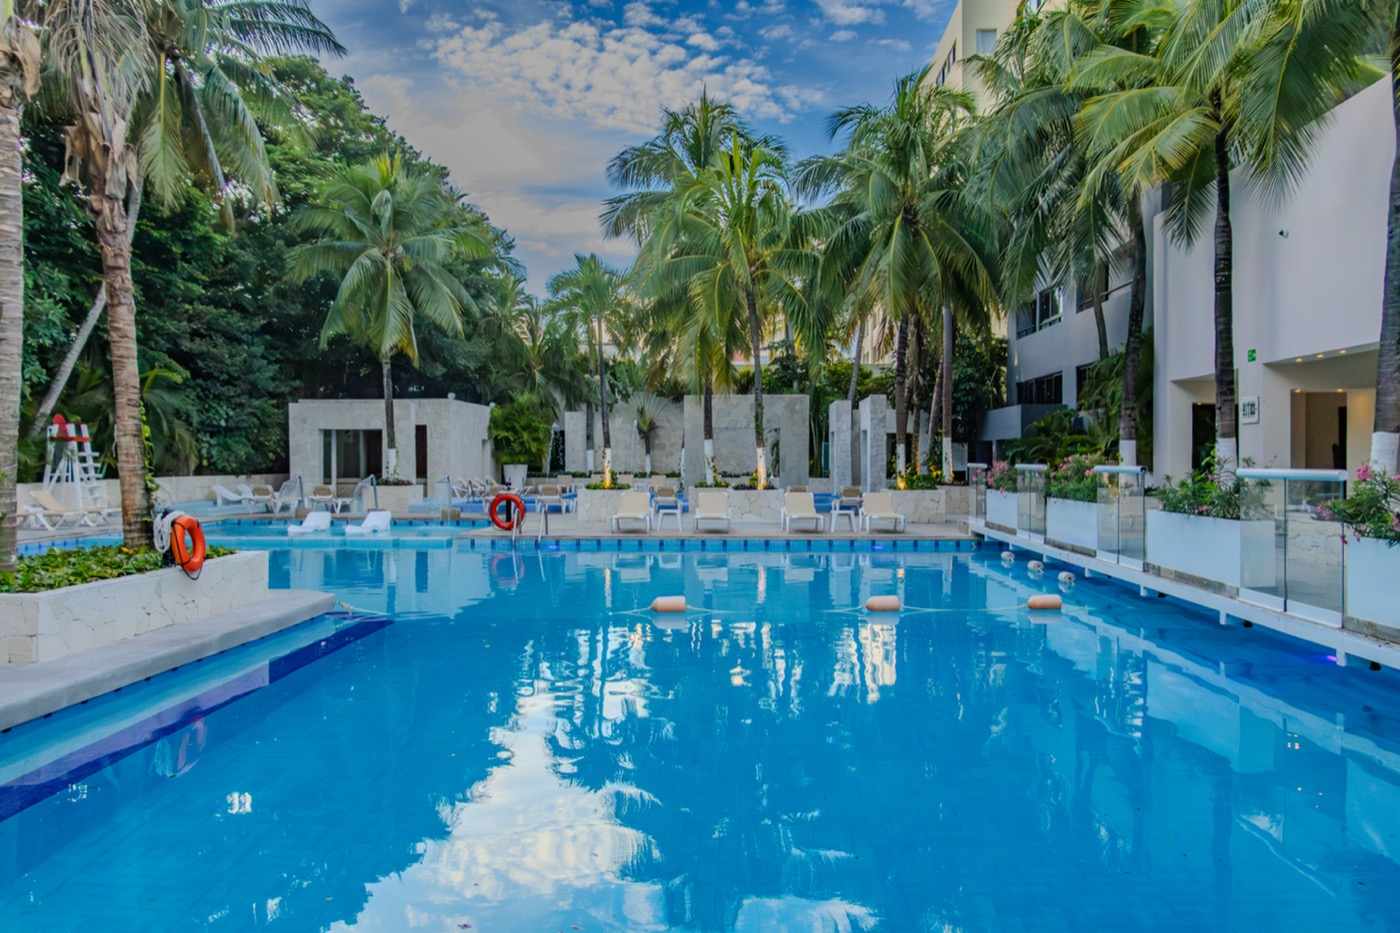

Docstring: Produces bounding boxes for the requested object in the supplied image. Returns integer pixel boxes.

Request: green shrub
[1156,454,1247,520]
[1322,466,1400,545]
[1046,454,1101,503]
[489,393,554,469]
[0,545,236,594]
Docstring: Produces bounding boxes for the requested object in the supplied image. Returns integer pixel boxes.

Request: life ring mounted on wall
[169,514,207,578]
[489,493,527,532]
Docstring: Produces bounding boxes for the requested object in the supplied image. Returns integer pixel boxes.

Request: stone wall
[682,394,810,487]
[574,397,685,474]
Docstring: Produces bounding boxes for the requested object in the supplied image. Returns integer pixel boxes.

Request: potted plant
[1046,454,1101,554]
[1323,465,1400,630]
[985,461,1018,532]
[1146,455,1276,592]
[489,394,552,490]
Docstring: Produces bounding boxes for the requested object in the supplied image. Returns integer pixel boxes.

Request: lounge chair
[247,484,275,511]
[288,511,333,536]
[692,490,730,533]
[609,491,653,533]
[211,483,252,507]
[269,478,303,515]
[652,485,682,531]
[782,491,823,533]
[21,489,105,530]
[307,484,337,511]
[535,484,566,515]
[338,476,377,513]
[861,491,908,533]
[344,510,392,536]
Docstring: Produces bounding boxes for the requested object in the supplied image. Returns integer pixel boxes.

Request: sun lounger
[652,485,682,531]
[21,489,105,530]
[269,478,303,515]
[861,491,907,533]
[344,510,392,536]
[831,486,862,531]
[288,511,333,536]
[692,490,730,533]
[211,483,252,507]
[609,491,653,533]
[307,484,337,511]
[782,491,824,533]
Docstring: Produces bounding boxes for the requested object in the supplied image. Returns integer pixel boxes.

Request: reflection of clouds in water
[334,690,667,931]
[734,895,877,932]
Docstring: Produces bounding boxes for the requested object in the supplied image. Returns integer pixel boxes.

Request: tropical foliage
[1323,465,1400,545]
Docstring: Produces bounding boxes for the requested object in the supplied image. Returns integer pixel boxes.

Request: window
[321,429,383,485]
[975,29,997,54]
[936,42,957,86]
[1015,286,1063,338]
[1016,372,1063,405]
[1076,363,1094,402]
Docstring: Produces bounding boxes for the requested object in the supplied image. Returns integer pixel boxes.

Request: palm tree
[1072,0,1370,469]
[549,254,628,485]
[27,0,343,440]
[0,0,39,569]
[640,135,812,489]
[289,154,490,478]
[797,69,999,478]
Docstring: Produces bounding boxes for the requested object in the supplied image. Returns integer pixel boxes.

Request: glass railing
[1016,464,1047,539]
[1093,466,1147,570]
[1237,468,1348,626]
[968,463,988,520]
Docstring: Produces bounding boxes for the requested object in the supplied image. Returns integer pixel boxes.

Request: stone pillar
[859,395,892,492]
[564,410,585,473]
[776,395,810,488]
[829,399,853,488]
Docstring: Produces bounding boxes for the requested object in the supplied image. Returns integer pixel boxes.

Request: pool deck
[0,589,335,733]
[461,512,976,541]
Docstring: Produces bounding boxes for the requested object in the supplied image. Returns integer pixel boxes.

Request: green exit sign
[1247,349,1257,363]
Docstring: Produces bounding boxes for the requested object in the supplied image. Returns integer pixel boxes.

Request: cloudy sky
[311,0,954,294]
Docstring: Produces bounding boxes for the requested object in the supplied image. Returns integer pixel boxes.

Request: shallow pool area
[4,540,1400,930]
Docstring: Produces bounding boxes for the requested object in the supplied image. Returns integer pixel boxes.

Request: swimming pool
[4,540,1400,930]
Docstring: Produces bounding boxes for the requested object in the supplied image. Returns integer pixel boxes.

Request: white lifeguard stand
[42,415,108,510]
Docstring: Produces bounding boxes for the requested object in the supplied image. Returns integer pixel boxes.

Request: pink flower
[1357,464,1373,483]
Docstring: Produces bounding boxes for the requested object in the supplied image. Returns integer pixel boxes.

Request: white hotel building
[930,0,1392,480]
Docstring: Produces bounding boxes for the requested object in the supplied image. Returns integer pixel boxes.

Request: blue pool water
[4,540,1400,930]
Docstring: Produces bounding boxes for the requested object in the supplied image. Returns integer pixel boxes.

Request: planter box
[0,551,271,665]
[372,484,426,514]
[887,488,972,523]
[724,490,785,523]
[1145,510,1277,593]
[1047,497,1099,555]
[1346,536,1400,636]
[577,488,634,525]
[986,489,1018,532]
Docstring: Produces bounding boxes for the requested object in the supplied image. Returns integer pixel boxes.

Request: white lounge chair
[652,485,682,531]
[288,511,333,536]
[861,491,908,533]
[307,484,337,511]
[609,491,653,533]
[692,490,731,533]
[344,510,392,536]
[830,486,862,532]
[21,489,104,530]
[269,478,303,515]
[337,476,377,514]
[212,483,252,507]
[782,491,824,533]
[246,484,275,511]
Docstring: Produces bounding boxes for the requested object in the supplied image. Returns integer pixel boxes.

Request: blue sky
[312,0,955,293]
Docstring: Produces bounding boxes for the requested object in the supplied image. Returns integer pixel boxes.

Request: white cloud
[871,36,912,51]
[812,0,885,26]
[759,24,794,41]
[429,17,813,134]
[829,29,857,42]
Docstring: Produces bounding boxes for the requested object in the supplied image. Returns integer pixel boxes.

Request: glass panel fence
[968,464,987,520]
[1093,466,1146,569]
[1016,465,1047,539]
[1237,469,1347,626]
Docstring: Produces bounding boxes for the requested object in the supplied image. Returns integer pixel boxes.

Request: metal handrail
[1237,468,1348,482]
[1093,465,1147,476]
[1014,463,1048,473]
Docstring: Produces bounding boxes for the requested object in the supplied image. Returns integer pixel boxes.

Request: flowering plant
[1156,452,1246,519]
[986,460,1016,493]
[1046,454,1102,503]
[1322,465,1400,546]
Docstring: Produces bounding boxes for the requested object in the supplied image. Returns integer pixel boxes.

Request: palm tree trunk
[1372,3,1400,473]
[893,314,910,476]
[584,401,594,472]
[91,173,151,546]
[927,361,941,471]
[1092,263,1110,362]
[905,318,923,471]
[28,175,143,440]
[1211,102,1238,471]
[381,357,398,477]
[941,306,955,476]
[703,373,715,484]
[594,314,611,483]
[745,287,767,488]
[1120,195,1148,467]
[0,47,25,570]
[847,319,863,489]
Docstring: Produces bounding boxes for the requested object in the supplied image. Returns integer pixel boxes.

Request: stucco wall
[575,397,685,473]
[681,394,810,487]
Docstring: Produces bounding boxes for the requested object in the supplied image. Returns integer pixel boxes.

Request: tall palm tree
[1073,0,1370,469]
[289,154,490,478]
[27,0,343,440]
[640,135,812,488]
[0,0,39,570]
[548,254,628,485]
[797,69,999,478]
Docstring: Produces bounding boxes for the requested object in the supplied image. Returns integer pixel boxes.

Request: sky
[311,0,956,295]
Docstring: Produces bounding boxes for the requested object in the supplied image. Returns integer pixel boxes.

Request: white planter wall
[1146,511,1277,591]
[986,489,1018,531]
[373,484,427,513]
[0,551,271,665]
[1047,498,1099,554]
[577,489,634,525]
[1347,536,1400,631]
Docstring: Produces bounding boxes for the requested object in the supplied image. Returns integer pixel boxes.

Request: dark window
[1017,372,1063,405]
[415,424,428,480]
[1076,363,1094,402]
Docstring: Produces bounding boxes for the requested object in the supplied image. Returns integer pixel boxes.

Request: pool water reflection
[3,544,1400,930]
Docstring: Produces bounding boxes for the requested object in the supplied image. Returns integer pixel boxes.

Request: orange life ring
[170,514,207,576]
[489,493,527,531]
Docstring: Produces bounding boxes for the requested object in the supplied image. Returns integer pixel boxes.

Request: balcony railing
[1015,464,1047,539]
[1237,468,1348,626]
